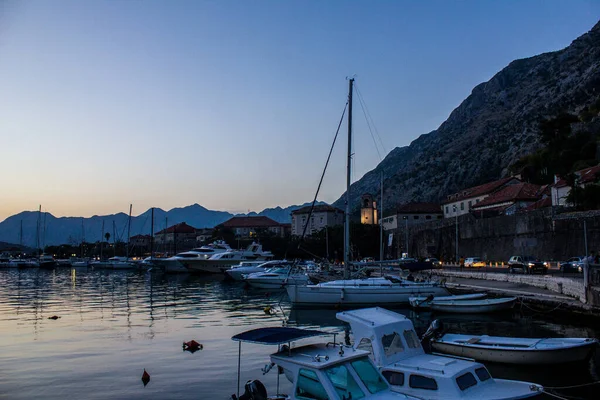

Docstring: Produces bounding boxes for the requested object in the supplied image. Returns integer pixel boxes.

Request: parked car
[425,257,442,268]
[508,255,548,274]
[464,257,482,267]
[559,257,585,273]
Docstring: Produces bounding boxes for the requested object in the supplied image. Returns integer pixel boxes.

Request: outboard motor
[421,319,443,343]
[236,379,268,400]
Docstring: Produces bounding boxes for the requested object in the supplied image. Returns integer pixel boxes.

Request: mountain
[0,202,326,247]
[334,21,600,212]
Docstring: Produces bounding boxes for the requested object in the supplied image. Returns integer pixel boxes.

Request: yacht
[92,256,137,270]
[225,259,286,281]
[231,326,419,400]
[153,240,233,273]
[38,254,58,269]
[337,307,543,400]
[183,242,274,274]
[244,264,309,289]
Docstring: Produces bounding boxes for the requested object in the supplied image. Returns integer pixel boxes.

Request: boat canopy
[232,327,327,345]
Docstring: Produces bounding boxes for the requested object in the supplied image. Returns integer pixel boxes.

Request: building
[291,205,344,236]
[195,228,214,244]
[442,177,521,218]
[154,222,198,245]
[551,164,600,206]
[382,203,442,231]
[471,183,547,216]
[360,194,378,225]
[219,216,286,238]
[130,234,152,249]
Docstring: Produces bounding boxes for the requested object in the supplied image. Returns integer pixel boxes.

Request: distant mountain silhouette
[0,201,325,247]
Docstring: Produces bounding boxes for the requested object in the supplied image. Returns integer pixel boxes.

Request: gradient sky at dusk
[1,1,599,221]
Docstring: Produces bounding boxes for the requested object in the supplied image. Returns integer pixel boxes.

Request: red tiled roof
[553,164,600,188]
[155,222,197,235]
[472,182,542,209]
[292,205,343,215]
[220,216,281,228]
[523,196,552,212]
[396,202,442,214]
[442,177,520,204]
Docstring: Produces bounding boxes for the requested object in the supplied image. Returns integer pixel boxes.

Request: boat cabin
[231,326,413,400]
[337,308,518,399]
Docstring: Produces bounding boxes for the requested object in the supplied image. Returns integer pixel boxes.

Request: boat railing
[392,362,447,374]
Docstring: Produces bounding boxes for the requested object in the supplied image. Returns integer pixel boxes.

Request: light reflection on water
[0,268,598,399]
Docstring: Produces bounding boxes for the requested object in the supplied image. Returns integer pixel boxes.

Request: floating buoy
[141,369,150,386]
[183,340,203,353]
[264,306,272,314]
[48,315,60,320]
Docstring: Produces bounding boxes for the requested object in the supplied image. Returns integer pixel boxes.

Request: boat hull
[286,283,449,306]
[245,276,309,289]
[429,297,516,313]
[409,293,487,309]
[432,336,598,365]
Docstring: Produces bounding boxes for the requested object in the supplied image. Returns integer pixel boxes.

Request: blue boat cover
[232,327,327,345]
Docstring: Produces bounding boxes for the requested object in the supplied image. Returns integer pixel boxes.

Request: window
[460,202,464,210]
[456,372,478,391]
[381,332,405,356]
[413,216,419,220]
[445,206,448,214]
[403,330,420,349]
[468,200,472,209]
[356,338,373,353]
[409,375,438,390]
[351,358,388,394]
[296,368,328,400]
[476,199,480,203]
[320,217,323,223]
[382,370,404,386]
[324,364,365,399]
[475,367,491,382]
[426,215,431,220]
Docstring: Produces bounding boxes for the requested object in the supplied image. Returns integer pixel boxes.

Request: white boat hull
[429,297,516,313]
[432,337,597,365]
[245,275,309,289]
[409,293,486,309]
[286,283,449,306]
[225,266,266,281]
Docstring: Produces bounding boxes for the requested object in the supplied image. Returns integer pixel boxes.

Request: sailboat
[286,79,448,306]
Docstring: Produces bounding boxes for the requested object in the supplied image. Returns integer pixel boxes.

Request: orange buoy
[141,369,150,386]
[183,340,203,353]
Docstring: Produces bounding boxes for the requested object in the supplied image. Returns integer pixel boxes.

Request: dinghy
[409,293,486,309]
[429,297,517,313]
[431,334,598,365]
[337,308,543,400]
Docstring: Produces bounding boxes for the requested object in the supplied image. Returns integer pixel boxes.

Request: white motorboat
[38,254,58,269]
[409,293,487,309]
[431,333,598,365]
[225,260,284,281]
[231,326,419,400]
[152,240,233,273]
[92,256,138,270]
[244,265,309,289]
[286,276,449,307]
[337,307,543,400]
[428,297,517,314]
[184,242,274,274]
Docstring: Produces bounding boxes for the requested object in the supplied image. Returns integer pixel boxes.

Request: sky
[0,1,599,221]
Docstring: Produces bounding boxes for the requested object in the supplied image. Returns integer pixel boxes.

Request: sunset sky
[1,0,599,221]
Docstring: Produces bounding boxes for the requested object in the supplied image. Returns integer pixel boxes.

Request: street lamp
[453,205,458,263]
[403,216,409,258]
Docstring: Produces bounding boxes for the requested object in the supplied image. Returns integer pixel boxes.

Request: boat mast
[380,171,383,262]
[100,220,105,260]
[150,207,154,260]
[126,204,132,260]
[344,77,354,279]
[36,205,41,258]
[81,218,84,259]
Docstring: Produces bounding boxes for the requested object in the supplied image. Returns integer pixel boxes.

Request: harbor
[0,267,598,399]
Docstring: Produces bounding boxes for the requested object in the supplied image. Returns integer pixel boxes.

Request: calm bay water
[0,268,598,399]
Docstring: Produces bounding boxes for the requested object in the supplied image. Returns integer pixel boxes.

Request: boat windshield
[381,332,405,356]
[350,358,388,394]
[324,363,365,399]
[267,267,289,274]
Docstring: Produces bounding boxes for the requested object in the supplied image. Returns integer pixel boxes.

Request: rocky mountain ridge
[334,20,600,212]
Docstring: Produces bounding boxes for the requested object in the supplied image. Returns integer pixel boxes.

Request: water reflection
[0,269,598,399]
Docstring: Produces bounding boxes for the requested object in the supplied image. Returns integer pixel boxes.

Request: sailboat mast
[380,171,384,262]
[344,78,354,279]
[150,207,154,260]
[36,205,41,257]
[126,204,132,259]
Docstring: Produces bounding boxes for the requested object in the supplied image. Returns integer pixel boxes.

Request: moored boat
[244,265,309,289]
[224,260,282,281]
[409,293,487,309]
[428,297,517,314]
[337,307,544,400]
[431,333,598,365]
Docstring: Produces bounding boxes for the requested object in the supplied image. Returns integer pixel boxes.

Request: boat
[287,78,449,307]
[183,242,274,274]
[337,307,544,400]
[244,264,309,289]
[224,260,283,281]
[409,293,487,309]
[38,254,57,269]
[154,240,234,273]
[92,256,138,270]
[231,326,419,400]
[428,297,517,314]
[431,333,598,365]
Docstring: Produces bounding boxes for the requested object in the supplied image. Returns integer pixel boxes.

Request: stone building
[360,194,378,225]
[551,164,600,206]
[219,216,286,238]
[442,177,521,218]
[291,205,343,236]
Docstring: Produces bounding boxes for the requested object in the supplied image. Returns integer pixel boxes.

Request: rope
[543,390,587,400]
[518,297,565,314]
[544,381,600,390]
[354,82,387,156]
